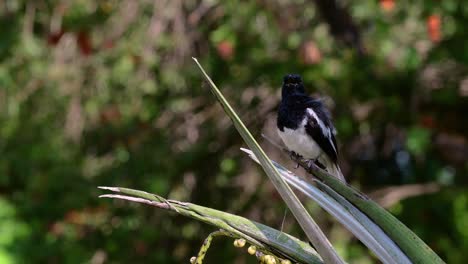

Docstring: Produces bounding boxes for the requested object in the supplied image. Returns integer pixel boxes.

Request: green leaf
[98,186,323,264]
[406,126,431,156]
[241,148,411,264]
[286,157,445,264]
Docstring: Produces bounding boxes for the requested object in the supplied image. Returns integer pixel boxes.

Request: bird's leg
[288,151,302,169]
[305,158,325,171]
[306,159,316,170]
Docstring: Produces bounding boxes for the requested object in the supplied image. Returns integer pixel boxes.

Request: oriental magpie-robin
[277,74,345,182]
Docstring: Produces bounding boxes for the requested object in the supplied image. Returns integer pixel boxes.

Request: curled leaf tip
[240,148,259,163]
[240,147,251,153]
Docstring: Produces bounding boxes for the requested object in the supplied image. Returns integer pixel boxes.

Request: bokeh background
[1,0,467,263]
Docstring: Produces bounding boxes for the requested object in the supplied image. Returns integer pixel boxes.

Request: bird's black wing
[304,102,338,163]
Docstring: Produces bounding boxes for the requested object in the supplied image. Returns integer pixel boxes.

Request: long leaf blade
[192,58,344,264]
[265,148,445,263]
[98,186,323,264]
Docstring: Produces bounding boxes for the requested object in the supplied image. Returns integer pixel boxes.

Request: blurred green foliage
[0,0,467,263]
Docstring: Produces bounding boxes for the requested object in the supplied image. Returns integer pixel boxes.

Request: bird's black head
[282,74,305,98]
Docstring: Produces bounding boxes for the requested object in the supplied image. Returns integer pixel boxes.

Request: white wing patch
[306,108,337,153]
[306,108,329,137]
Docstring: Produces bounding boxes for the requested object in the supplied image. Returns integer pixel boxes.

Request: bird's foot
[289,151,302,161]
[288,151,302,169]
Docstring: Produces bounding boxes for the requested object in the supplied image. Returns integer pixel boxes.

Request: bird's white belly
[277,126,322,160]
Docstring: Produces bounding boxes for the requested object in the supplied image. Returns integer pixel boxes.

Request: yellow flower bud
[264,255,276,264]
[233,238,246,248]
[247,245,257,255]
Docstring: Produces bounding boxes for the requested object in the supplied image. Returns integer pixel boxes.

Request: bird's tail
[322,157,346,183]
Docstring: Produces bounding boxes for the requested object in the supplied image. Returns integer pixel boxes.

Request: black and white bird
[277,74,345,182]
